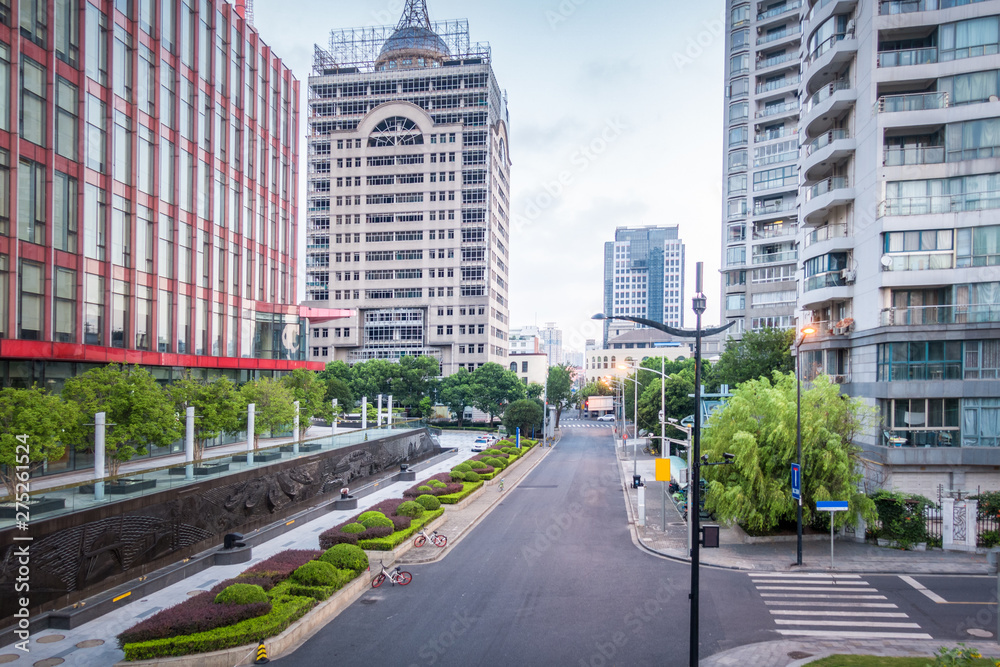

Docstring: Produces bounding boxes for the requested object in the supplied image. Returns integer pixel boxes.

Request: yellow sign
[655,459,671,482]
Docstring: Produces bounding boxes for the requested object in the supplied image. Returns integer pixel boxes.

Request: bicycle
[413,529,447,548]
[371,560,412,588]
[498,477,505,493]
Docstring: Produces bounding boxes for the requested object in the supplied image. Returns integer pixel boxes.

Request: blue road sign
[791,463,801,500]
[816,500,849,512]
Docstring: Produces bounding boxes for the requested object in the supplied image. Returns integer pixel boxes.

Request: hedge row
[438,481,484,505]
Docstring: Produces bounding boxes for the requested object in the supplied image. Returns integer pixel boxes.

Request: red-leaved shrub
[318,530,358,550]
[242,549,323,587]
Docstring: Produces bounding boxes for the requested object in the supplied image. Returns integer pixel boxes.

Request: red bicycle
[371,560,412,588]
[413,529,447,548]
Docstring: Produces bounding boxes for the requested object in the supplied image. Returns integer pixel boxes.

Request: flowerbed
[319,497,445,551]
[119,546,365,661]
[437,481,484,504]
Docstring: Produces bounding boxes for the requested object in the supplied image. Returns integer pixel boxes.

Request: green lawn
[807,656,997,666]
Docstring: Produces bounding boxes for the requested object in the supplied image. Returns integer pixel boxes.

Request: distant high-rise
[304,0,512,374]
[602,226,685,345]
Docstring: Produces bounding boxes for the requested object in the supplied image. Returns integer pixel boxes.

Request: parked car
[472,436,493,452]
[597,414,615,422]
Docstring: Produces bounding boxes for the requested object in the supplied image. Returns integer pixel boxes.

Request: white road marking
[759,593,887,599]
[775,619,921,628]
[764,601,898,608]
[899,575,947,604]
[776,630,934,640]
[770,610,908,618]
[750,573,861,579]
[755,586,876,592]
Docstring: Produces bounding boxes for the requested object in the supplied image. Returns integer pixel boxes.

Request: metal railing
[878,191,1000,216]
[876,91,949,113]
[879,0,988,14]
[805,129,850,156]
[804,223,849,247]
[877,47,938,67]
[806,176,850,201]
[807,33,852,63]
[880,304,1000,326]
[883,145,945,166]
[758,25,801,45]
[753,199,796,216]
[757,52,797,71]
[756,100,798,118]
[752,249,798,265]
[757,75,801,93]
[804,79,852,113]
[755,127,796,142]
[758,0,802,21]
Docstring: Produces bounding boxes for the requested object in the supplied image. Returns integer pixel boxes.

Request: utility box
[701,525,720,549]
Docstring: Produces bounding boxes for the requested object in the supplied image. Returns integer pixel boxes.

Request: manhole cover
[967,628,992,638]
[76,639,105,648]
[36,635,64,644]
[788,652,814,660]
[0,655,19,664]
[33,659,64,667]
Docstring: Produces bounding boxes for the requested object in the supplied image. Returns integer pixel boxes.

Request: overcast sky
[254,0,726,354]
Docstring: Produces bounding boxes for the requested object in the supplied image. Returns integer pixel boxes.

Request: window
[20,57,45,146]
[730,52,749,75]
[957,225,1000,266]
[729,101,748,122]
[877,341,963,381]
[939,70,1000,106]
[880,398,960,447]
[884,173,1000,215]
[85,4,108,84]
[55,0,78,64]
[17,260,43,339]
[17,159,45,245]
[939,16,1000,62]
[964,340,1000,379]
[751,290,796,306]
[728,125,748,147]
[86,94,107,172]
[84,273,103,344]
[55,77,77,159]
[731,29,749,51]
[53,171,77,252]
[20,0,47,47]
[53,267,75,342]
[753,165,796,191]
[726,294,745,310]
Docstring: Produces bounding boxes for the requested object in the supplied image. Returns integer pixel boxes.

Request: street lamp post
[594,261,733,667]
[795,325,816,567]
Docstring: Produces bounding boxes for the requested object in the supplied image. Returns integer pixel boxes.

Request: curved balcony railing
[804,272,846,291]
[804,223,850,247]
[805,129,850,156]
[806,176,850,201]
[804,79,852,113]
[807,33,852,63]
[877,47,938,67]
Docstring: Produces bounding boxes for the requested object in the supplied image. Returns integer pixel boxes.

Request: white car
[597,414,615,422]
[471,436,494,453]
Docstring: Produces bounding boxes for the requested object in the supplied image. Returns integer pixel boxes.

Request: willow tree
[700,372,876,534]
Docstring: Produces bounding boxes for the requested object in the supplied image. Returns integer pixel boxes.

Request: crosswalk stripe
[752,580,871,585]
[760,593,887,599]
[750,573,862,579]
[770,610,908,618]
[755,586,876,592]
[775,619,921,628]
[776,630,934,640]
[764,601,898,608]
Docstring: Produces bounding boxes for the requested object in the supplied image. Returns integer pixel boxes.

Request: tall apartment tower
[603,226,685,345]
[0,0,318,388]
[724,0,1000,493]
[720,2,802,338]
[304,0,512,374]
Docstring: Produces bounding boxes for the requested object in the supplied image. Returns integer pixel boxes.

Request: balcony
[753,199,797,218]
[877,47,938,67]
[878,0,988,14]
[805,129,850,156]
[804,223,850,248]
[758,0,802,22]
[806,177,850,201]
[753,224,797,240]
[883,145,945,166]
[878,191,1000,217]
[756,75,801,95]
[804,79,852,113]
[802,177,855,224]
[752,249,798,265]
[880,303,1000,326]
[756,52,798,72]
[755,100,799,119]
[804,272,847,292]
[755,126,797,143]
[876,91,949,113]
[807,33,852,64]
[758,25,801,46]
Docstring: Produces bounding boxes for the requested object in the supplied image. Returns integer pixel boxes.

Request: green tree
[63,364,181,479]
[0,386,79,498]
[439,368,472,425]
[525,382,545,400]
[390,356,440,408]
[545,365,573,428]
[700,372,876,534]
[349,359,397,404]
[503,399,543,437]
[281,368,328,434]
[240,377,296,450]
[713,327,794,389]
[577,379,613,409]
[167,374,242,463]
[469,362,525,425]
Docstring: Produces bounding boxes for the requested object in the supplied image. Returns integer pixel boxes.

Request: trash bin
[988,548,1000,573]
[632,474,643,489]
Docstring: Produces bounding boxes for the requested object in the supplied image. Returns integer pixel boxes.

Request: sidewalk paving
[0,431,550,666]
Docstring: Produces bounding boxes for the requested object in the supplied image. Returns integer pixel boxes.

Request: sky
[253,0,727,355]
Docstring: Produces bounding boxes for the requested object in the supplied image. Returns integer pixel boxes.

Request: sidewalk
[0,432,551,666]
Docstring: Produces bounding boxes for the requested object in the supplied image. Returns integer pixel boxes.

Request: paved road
[273,425,768,666]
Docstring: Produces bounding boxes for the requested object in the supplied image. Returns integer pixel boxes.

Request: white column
[362,396,368,431]
[942,496,955,550]
[637,485,646,526]
[94,411,106,501]
[331,398,338,435]
[185,406,195,480]
[247,403,256,465]
[388,395,393,428]
[377,394,383,427]
[965,499,979,550]
[293,401,300,454]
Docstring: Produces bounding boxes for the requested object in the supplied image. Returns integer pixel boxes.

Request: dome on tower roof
[376,25,450,67]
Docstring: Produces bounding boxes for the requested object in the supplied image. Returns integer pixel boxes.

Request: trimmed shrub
[469,460,486,469]
[483,449,503,457]
[357,510,386,524]
[396,500,425,518]
[453,462,473,472]
[290,561,346,588]
[417,485,433,493]
[360,514,394,530]
[450,471,466,482]
[390,515,412,531]
[340,523,365,534]
[319,531,358,549]
[359,525,393,540]
[464,471,481,482]
[320,543,368,573]
[359,508,444,551]
[241,550,323,587]
[483,457,505,470]
[416,494,441,511]
[118,589,271,648]
[430,480,447,488]
[214,583,268,606]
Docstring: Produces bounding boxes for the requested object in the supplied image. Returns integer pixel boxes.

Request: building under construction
[303,0,512,374]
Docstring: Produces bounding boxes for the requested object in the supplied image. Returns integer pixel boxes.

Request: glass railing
[756,101,799,118]
[752,250,798,264]
[804,224,849,247]
[753,224,796,239]
[804,79,852,112]
[879,191,1000,216]
[758,25,801,45]
[881,252,954,271]
[806,0,838,22]
[883,145,945,166]
[877,47,938,67]
[753,200,797,216]
[804,272,846,291]
[755,127,796,142]
[807,33,852,63]
[878,0,988,15]
[757,75,801,93]
[806,176,850,201]
[880,304,1000,325]
[758,0,802,21]
[805,129,850,156]
[754,150,798,167]
[754,176,799,192]
[883,429,960,448]
[877,91,949,112]
[757,52,797,70]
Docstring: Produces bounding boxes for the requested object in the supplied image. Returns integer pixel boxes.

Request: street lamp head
[692,294,707,316]
[801,325,816,336]
[723,453,735,462]
[591,313,608,321]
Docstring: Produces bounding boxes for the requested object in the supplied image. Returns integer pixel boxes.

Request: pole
[362,396,368,431]
[377,394,383,427]
[661,355,666,457]
[796,340,803,567]
[246,403,255,465]
[94,411,106,501]
[185,406,195,480]
[388,394,393,428]
[689,262,706,667]
[332,399,338,435]
[831,513,835,568]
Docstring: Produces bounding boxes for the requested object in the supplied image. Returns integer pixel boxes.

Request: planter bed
[0,496,66,517]
[167,463,231,476]
[438,482,484,505]
[231,451,283,463]
[79,478,157,495]
[279,443,324,453]
[357,509,444,551]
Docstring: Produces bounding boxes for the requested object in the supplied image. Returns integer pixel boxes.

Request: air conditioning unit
[841,269,856,284]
